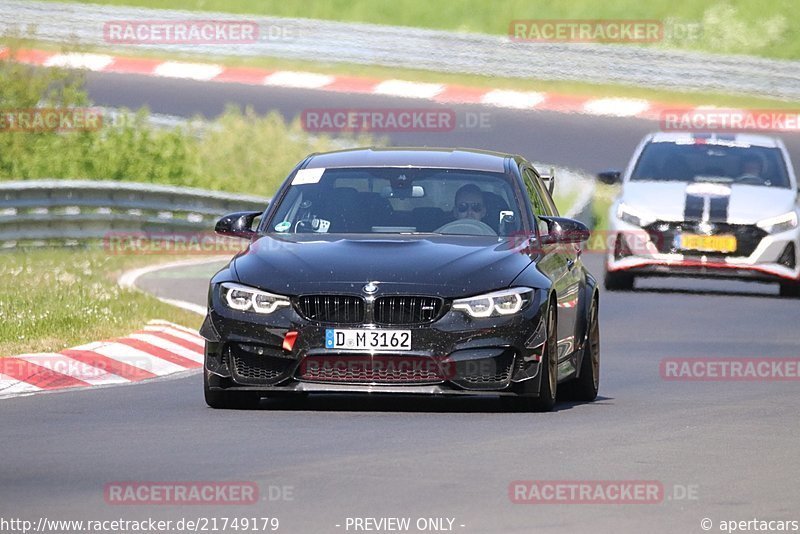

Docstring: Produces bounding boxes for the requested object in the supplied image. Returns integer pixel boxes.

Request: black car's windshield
[267,167,523,236]
[630,141,791,188]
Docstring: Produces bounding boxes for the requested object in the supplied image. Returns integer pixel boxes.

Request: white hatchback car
[600,132,800,297]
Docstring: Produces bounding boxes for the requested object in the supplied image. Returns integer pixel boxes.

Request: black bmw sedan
[201,147,599,411]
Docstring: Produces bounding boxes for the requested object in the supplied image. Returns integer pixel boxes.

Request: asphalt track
[2,72,800,533]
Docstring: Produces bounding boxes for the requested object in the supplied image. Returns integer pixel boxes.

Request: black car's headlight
[220,282,291,314]
[452,287,534,318]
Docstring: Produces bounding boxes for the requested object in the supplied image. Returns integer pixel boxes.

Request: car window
[630,141,791,188]
[521,167,555,234]
[267,167,523,236]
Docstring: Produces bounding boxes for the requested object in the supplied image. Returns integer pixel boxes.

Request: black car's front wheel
[204,372,261,409]
[560,295,599,401]
[503,302,558,412]
[530,302,559,411]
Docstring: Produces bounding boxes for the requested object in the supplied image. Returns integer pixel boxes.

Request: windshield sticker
[274,221,292,232]
[292,168,325,185]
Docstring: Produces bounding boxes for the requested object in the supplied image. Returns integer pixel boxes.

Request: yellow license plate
[679,234,737,253]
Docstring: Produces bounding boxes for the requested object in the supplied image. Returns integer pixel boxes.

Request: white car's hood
[620,181,797,224]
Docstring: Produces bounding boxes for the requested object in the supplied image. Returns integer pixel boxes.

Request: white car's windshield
[630,141,791,188]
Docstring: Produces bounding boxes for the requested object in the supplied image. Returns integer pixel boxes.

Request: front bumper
[605,216,800,283]
[202,290,549,397]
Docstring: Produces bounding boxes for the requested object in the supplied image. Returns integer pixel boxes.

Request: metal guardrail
[2,1,800,100]
[0,180,269,245]
[0,171,591,247]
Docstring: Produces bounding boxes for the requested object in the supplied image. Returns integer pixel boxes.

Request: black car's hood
[232,234,538,298]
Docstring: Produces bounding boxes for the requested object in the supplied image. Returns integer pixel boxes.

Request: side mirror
[215,211,262,239]
[597,170,622,185]
[539,216,590,245]
[540,166,556,195]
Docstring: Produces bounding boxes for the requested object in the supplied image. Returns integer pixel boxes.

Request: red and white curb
[0,320,203,399]
[3,48,694,120]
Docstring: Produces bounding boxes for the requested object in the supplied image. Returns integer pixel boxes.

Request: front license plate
[677,233,737,253]
[325,329,412,351]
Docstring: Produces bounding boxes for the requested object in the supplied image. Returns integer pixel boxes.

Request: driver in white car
[453,184,487,222]
[738,154,764,180]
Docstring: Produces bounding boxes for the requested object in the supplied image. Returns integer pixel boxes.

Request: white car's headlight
[756,211,798,234]
[616,202,654,228]
[220,282,291,314]
[452,287,534,318]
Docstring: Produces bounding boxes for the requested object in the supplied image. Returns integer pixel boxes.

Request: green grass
[592,183,619,231]
[554,191,578,215]
[0,104,377,196]
[52,0,800,60]
[0,249,206,357]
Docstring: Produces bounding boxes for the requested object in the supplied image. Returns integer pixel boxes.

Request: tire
[204,372,261,409]
[779,281,800,298]
[503,302,558,412]
[560,295,599,402]
[604,270,634,291]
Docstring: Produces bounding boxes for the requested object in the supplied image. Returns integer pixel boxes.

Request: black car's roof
[303,147,511,173]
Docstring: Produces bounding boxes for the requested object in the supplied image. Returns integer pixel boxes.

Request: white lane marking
[16,354,128,386]
[263,71,335,88]
[481,89,546,109]
[373,79,445,99]
[0,373,41,396]
[583,97,650,117]
[153,61,224,81]
[147,320,203,337]
[90,342,187,375]
[127,333,204,364]
[118,257,227,316]
[44,53,114,71]
[155,298,206,315]
[143,325,204,347]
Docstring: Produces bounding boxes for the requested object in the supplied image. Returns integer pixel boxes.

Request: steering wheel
[434,219,497,236]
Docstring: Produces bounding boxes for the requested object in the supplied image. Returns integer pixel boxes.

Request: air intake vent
[778,242,796,269]
[374,296,443,325]
[296,295,365,324]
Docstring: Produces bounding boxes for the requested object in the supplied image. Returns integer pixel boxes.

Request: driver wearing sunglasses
[452,184,487,222]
